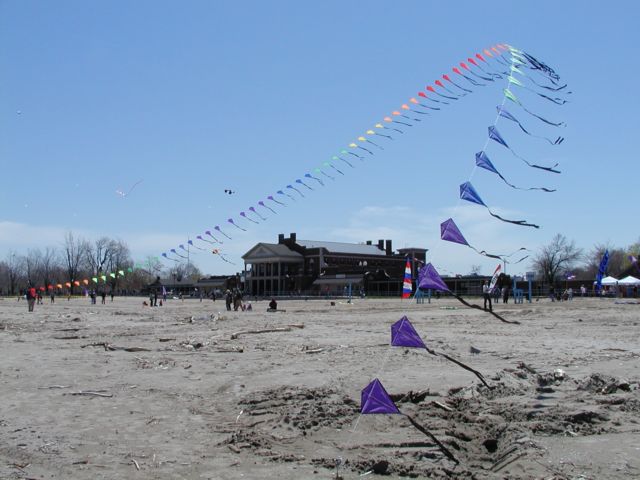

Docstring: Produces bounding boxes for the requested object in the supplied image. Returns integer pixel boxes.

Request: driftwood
[81,342,151,352]
[432,400,453,412]
[67,390,113,398]
[304,348,324,354]
[230,324,304,340]
[38,385,71,390]
[53,335,83,340]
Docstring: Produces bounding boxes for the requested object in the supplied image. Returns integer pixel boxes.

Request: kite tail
[347,151,364,159]
[495,171,556,192]
[471,246,502,260]
[508,147,561,174]
[435,90,458,101]
[451,293,520,324]
[265,205,278,213]
[521,51,561,83]
[469,69,494,82]
[521,105,566,127]
[514,121,564,145]
[507,255,530,265]
[393,120,413,127]
[216,229,232,240]
[404,415,459,464]
[526,74,569,92]
[461,73,485,86]
[417,102,441,110]
[338,157,354,168]
[446,78,473,93]
[476,63,503,79]
[434,351,492,389]
[487,210,540,229]
[230,222,247,231]
[358,146,374,155]
[243,216,260,224]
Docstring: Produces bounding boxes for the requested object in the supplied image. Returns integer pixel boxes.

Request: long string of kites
[351,45,569,470]
[213,43,569,472]
[26,259,161,294]
[161,44,568,268]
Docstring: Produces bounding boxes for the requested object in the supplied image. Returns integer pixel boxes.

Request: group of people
[225,289,245,311]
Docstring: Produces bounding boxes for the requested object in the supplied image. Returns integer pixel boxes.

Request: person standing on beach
[101,291,106,304]
[502,286,509,304]
[50,290,55,303]
[26,282,37,312]
[482,281,492,312]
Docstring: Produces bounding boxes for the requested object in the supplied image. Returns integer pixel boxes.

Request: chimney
[366,240,372,245]
[377,239,384,251]
[385,239,392,255]
[290,233,297,244]
[278,234,285,244]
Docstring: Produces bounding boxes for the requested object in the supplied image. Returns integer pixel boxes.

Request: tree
[584,244,626,279]
[63,232,88,293]
[469,264,482,276]
[531,234,583,285]
[2,251,24,295]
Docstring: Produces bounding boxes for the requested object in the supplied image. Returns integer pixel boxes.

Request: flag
[595,250,609,294]
[489,264,501,289]
[402,259,412,299]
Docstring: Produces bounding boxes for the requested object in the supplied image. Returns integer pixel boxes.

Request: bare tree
[105,239,132,292]
[531,234,583,285]
[2,251,24,295]
[63,232,88,293]
[469,264,482,276]
[85,237,115,277]
[37,247,61,288]
[584,244,627,279]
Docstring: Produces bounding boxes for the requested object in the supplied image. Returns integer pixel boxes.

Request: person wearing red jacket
[26,283,37,312]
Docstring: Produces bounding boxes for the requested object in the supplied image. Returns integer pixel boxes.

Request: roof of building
[297,240,387,256]
[242,243,304,261]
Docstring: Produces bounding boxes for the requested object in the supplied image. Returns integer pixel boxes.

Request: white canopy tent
[593,276,619,285]
[618,275,640,285]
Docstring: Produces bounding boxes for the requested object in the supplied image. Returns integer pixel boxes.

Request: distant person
[482,281,492,312]
[567,287,573,301]
[493,285,500,304]
[26,283,37,312]
[50,291,55,303]
[502,286,509,304]
[549,285,555,302]
[268,298,278,312]
[110,291,115,302]
[225,290,233,311]
[37,290,43,305]
[149,291,154,307]
[154,290,158,307]
[101,291,106,304]
[233,290,243,311]
[580,284,586,297]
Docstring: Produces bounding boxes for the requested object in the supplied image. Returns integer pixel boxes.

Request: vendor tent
[618,275,640,285]
[593,276,618,285]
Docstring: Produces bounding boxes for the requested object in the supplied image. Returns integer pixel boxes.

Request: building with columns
[242,233,427,297]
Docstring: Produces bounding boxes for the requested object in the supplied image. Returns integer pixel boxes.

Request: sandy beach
[1,295,639,479]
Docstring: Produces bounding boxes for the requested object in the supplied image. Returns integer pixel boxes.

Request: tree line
[530,234,640,285]
[0,232,202,296]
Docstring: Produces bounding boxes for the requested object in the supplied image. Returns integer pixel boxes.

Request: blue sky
[1,1,638,276]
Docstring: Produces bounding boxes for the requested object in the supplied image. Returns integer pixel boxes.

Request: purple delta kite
[391,316,491,388]
[249,206,267,220]
[488,126,561,174]
[460,182,540,229]
[214,225,232,240]
[360,378,458,463]
[170,248,188,259]
[240,211,260,224]
[475,151,555,192]
[228,218,247,231]
[187,239,207,251]
[441,218,529,263]
[161,252,179,262]
[418,263,519,325]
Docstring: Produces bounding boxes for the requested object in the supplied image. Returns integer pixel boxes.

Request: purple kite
[475,151,555,192]
[488,126,561,174]
[441,218,529,262]
[360,378,458,463]
[260,200,278,213]
[239,211,259,224]
[227,218,246,232]
[214,225,232,240]
[418,263,518,324]
[187,240,207,251]
[460,182,540,228]
[391,316,491,388]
